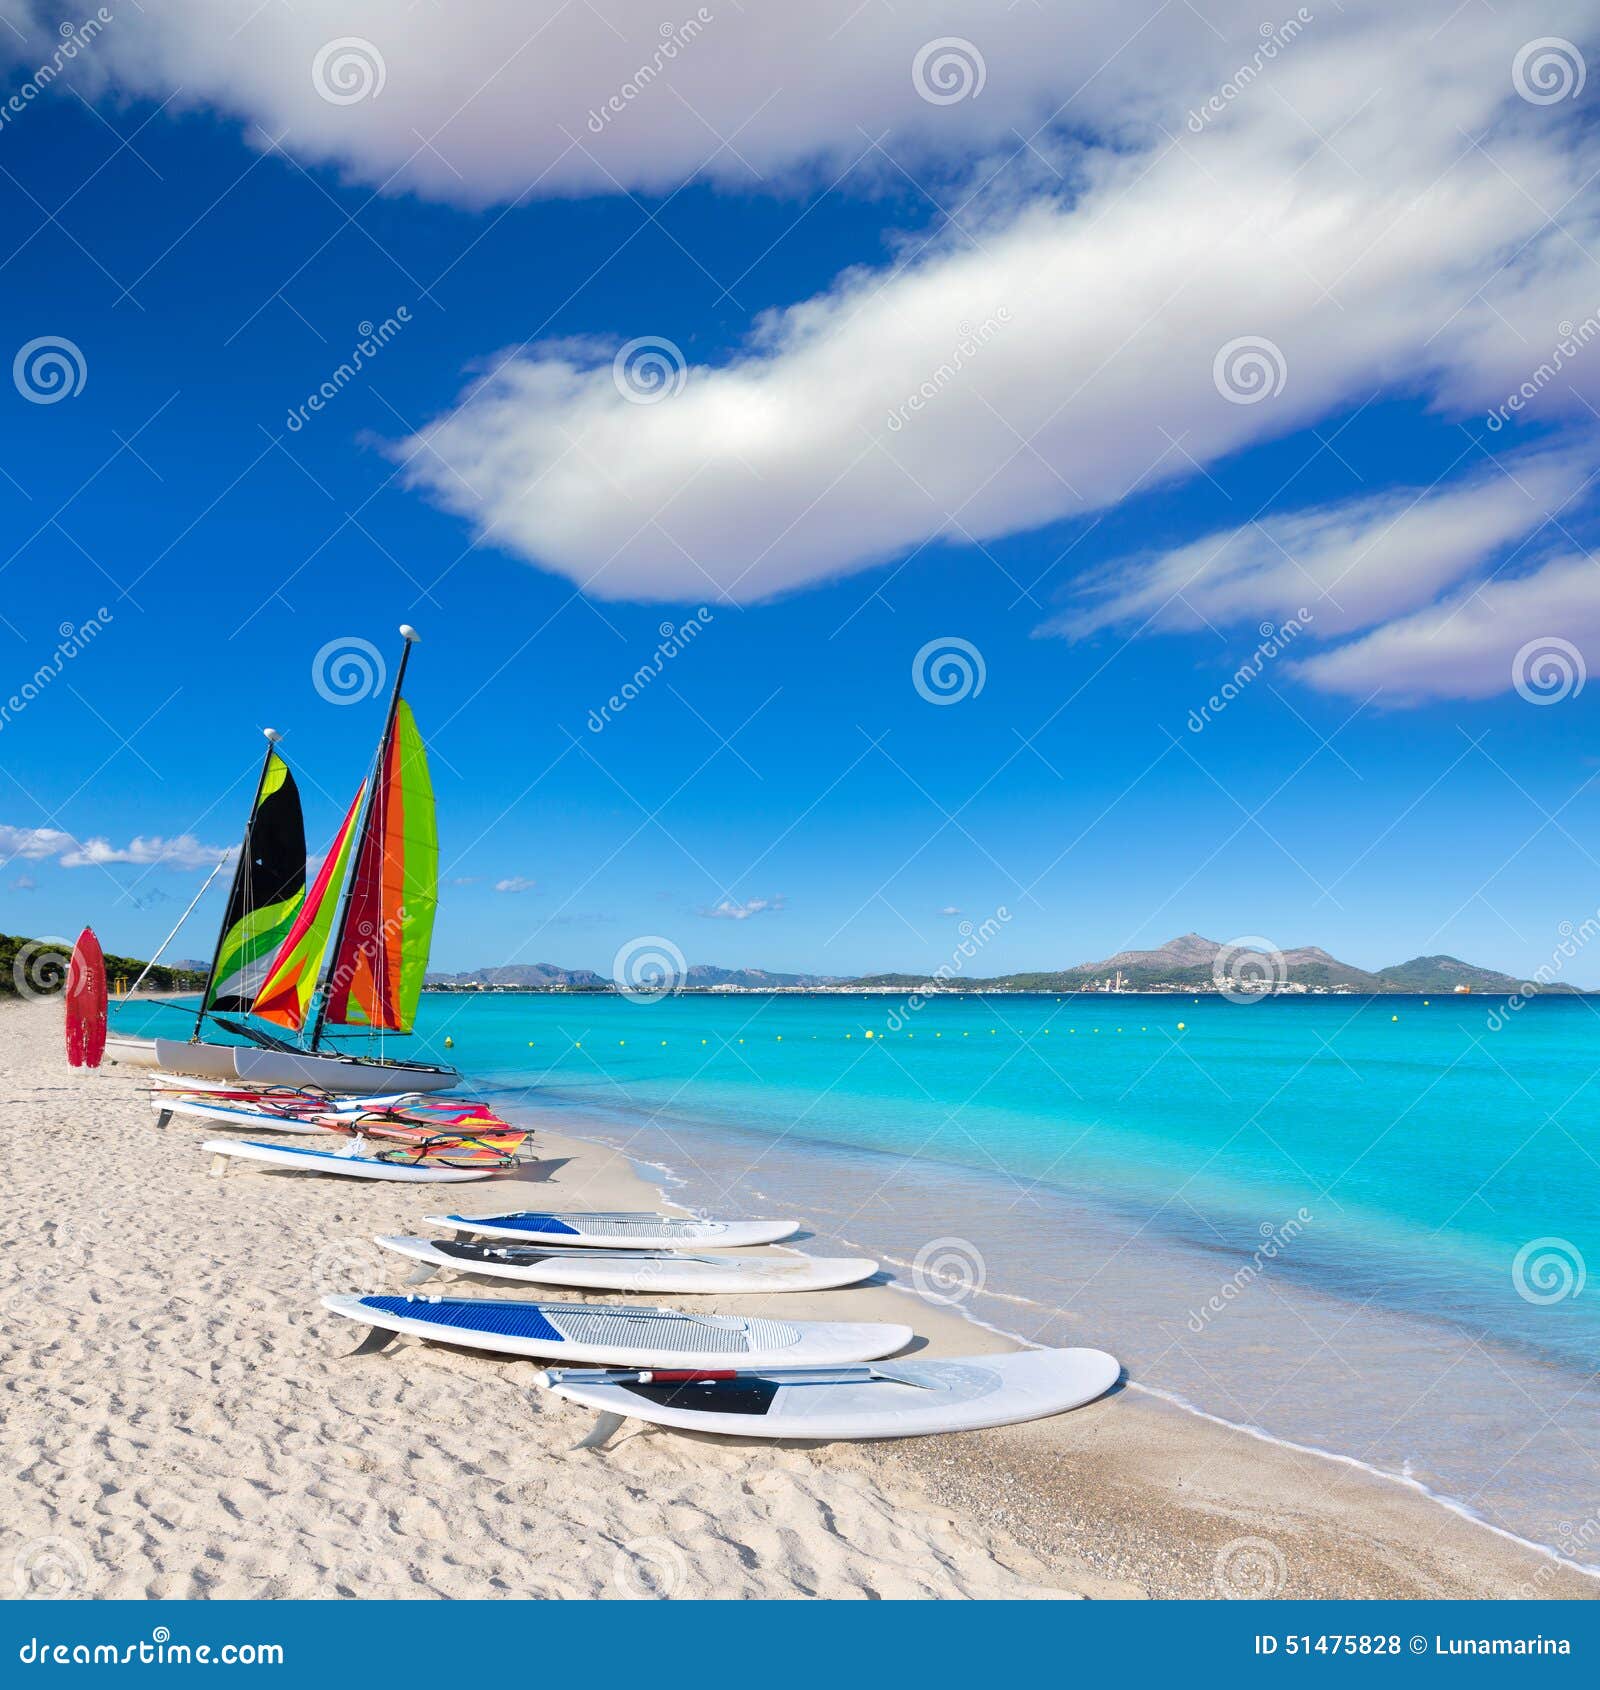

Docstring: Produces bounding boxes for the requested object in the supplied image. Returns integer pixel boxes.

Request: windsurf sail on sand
[250,783,364,1031]
[200,739,306,1018]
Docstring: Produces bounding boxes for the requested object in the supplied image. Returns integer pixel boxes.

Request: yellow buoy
[1177,1022,1185,1031]
[660,1040,667,1046]
[444,1036,454,1049]
[777,1034,783,1041]
[1391,1014,1398,1022]
[864,1030,874,1039]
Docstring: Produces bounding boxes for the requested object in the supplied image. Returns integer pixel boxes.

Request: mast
[191,728,283,1042]
[308,624,419,1051]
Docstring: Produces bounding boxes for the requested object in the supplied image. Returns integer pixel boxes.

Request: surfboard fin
[405,1264,437,1287]
[572,1411,624,1453]
[208,1153,229,1179]
[155,1109,172,1130]
[347,1326,398,1359]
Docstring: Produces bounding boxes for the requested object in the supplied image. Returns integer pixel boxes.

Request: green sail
[204,750,307,1013]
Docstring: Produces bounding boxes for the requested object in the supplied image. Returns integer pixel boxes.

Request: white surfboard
[157,1098,330,1134]
[540,1348,1122,1442]
[375,1234,879,1294]
[202,1139,500,1183]
[428,1209,799,1250]
[323,1292,911,1369]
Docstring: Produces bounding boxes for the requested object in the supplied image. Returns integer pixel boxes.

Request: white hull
[204,1139,496,1183]
[542,1348,1123,1441]
[324,1293,911,1369]
[232,1045,458,1094]
[105,1035,159,1070]
[153,1038,237,1080]
[376,1235,879,1294]
[429,1209,799,1250]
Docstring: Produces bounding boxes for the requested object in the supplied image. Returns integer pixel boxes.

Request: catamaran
[136,625,458,1094]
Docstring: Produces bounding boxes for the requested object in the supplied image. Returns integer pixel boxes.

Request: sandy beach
[2,995,1592,1601]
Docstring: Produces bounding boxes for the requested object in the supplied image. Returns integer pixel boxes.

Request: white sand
[2,995,1590,1600]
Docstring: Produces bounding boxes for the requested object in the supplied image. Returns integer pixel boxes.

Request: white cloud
[494,875,537,893]
[3,2,1283,204]
[938,905,963,916]
[390,5,1600,604]
[700,895,784,920]
[1056,448,1597,641]
[0,825,231,870]
[10,874,38,892]
[1293,553,1600,703]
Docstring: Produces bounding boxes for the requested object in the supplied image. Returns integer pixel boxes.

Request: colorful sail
[250,783,365,1031]
[204,751,306,1013]
[320,700,437,1033]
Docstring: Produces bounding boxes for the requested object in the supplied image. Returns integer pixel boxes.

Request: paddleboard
[323,1293,912,1368]
[375,1235,879,1294]
[64,928,107,1069]
[203,1139,501,1183]
[156,1098,329,1134]
[428,1209,799,1250]
[541,1348,1122,1441]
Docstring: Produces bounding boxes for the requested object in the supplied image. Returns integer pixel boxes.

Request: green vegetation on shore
[0,932,206,999]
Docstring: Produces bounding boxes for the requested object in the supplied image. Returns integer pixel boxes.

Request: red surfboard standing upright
[65,926,107,1069]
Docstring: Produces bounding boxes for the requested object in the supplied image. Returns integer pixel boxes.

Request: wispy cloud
[0,824,231,870]
[699,895,786,921]
[494,876,537,894]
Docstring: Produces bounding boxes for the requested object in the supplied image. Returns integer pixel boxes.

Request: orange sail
[250,784,365,1031]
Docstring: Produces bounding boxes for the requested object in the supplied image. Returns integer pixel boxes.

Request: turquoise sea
[123,989,1600,1569]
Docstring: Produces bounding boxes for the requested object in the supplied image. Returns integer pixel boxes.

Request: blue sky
[4,3,1600,981]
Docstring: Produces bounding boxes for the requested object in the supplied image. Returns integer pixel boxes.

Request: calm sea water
[124,989,1600,1568]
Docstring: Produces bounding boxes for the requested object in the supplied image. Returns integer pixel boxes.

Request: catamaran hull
[230,1045,458,1093]
[152,1037,238,1081]
[105,1035,159,1070]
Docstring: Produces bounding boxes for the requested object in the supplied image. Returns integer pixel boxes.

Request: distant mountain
[426,963,608,989]
[1375,955,1573,994]
[683,964,842,989]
